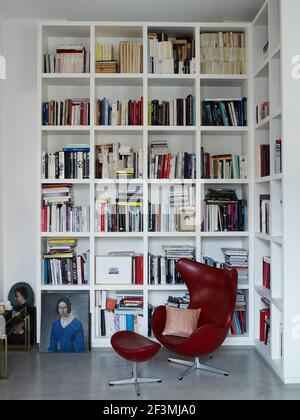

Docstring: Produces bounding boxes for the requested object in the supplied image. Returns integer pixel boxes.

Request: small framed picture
[95,256,133,285]
[179,208,196,232]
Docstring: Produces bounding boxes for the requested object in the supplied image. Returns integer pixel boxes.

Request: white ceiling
[0,0,265,22]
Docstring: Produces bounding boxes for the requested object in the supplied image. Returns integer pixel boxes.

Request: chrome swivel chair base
[168,356,229,381]
[109,362,162,396]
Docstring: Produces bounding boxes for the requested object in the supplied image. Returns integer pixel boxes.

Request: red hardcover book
[263,257,271,289]
[41,207,47,232]
[260,308,270,342]
[231,318,238,336]
[238,311,246,334]
[140,97,143,125]
[135,256,144,285]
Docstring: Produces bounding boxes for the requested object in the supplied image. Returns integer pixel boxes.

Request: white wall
[0,13,3,301]
[281,0,300,383]
[3,19,37,300]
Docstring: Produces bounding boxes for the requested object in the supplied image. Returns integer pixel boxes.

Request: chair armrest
[182,324,228,357]
[151,306,167,338]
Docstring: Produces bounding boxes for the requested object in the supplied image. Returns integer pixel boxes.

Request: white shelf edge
[255,340,283,380]
[255,116,270,130]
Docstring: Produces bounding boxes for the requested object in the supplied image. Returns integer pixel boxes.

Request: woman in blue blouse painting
[48,297,84,353]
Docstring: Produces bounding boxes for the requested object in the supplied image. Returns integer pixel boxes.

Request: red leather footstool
[109,331,162,396]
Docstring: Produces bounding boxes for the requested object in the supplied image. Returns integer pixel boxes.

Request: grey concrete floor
[1,346,300,400]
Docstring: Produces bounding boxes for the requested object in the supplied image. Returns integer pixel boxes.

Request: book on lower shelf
[148,96,196,126]
[259,194,271,235]
[95,184,143,232]
[42,144,90,180]
[148,245,195,285]
[148,184,196,232]
[200,32,246,75]
[202,188,247,232]
[263,256,271,289]
[230,291,247,336]
[201,148,247,179]
[260,144,270,177]
[95,252,144,285]
[149,140,196,180]
[274,139,282,174]
[201,98,247,127]
[42,99,90,126]
[95,143,143,180]
[43,238,90,285]
[95,97,143,126]
[95,290,144,338]
[256,101,269,124]
[41,184,90,233]
[260,298,271,346]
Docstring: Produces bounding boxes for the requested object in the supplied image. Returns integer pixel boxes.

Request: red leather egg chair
[152,258,238,380]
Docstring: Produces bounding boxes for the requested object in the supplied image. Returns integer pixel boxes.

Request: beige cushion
[162,306,201,338]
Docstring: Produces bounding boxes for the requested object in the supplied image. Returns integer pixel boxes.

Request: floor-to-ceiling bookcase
[37,20,253,351]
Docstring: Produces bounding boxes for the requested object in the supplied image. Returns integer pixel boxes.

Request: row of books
[256,101,269,124]
[260,144,270,177]
[203,247,249,285]
[95,143,143,179]
[201,99,247,127]
[41,205,90,233]
[95,252,144,285]
[148,204,196,233]
[203,189,247,232]
[43,239,89,285]
[231,292,247,336]
[95,44,113,62]
[42,99,90,126]
[41,184,90,232]
[95,185,143,232]
[149,140,196,179]
[43,44,90,73]
[260,194,270,235]
[148,185,196,232]
[148,246,195,285]
[263,256,271,289]
[148,33,196,74]
[201,148,247,180]
[149,152,196,180]
[95,291,144,338]
[95,97,143,126]
[148,96,196,126]
[200,32,246,75]
[42,145,90,180]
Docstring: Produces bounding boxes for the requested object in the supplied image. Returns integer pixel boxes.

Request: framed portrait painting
[40,292,90,353]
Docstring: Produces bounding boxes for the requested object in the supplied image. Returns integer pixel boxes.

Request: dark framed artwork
[40,291,90,353]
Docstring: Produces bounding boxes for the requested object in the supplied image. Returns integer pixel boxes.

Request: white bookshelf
[253,0,285,381]
[36,22,253,355]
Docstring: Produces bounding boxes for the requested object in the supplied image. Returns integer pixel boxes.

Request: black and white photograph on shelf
[40,292,90,353]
